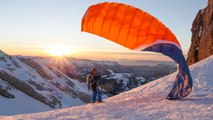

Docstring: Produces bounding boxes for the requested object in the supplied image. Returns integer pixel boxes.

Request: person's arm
[96,74,101,84]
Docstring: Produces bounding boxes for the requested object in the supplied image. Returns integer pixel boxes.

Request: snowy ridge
[0,50,8,58]
[1,55,213,120]
[69,59,119,68]
[0,55,92,115]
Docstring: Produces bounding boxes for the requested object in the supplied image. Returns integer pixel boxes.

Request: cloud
[69,8,79,14]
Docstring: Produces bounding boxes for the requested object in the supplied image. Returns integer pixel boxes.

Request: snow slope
[1,55,213,119]
[0,54,92,115]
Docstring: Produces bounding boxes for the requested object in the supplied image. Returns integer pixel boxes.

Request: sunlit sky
[0,0,207,61]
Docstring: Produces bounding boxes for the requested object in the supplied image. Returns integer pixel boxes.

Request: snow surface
[1,55,213,120]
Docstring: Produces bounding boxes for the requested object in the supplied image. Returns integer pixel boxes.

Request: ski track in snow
[1,56,213,120]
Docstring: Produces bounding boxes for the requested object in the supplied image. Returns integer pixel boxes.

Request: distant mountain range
[118,59,175,66]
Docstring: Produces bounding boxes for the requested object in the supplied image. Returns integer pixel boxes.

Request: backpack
[85,74,93,83]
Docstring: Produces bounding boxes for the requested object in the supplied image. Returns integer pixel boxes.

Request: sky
[0,0,208,61]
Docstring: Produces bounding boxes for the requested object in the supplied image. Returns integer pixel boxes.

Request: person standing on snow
[88,68,103,103]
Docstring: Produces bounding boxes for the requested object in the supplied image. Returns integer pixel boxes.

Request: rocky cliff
[187,0,213,65]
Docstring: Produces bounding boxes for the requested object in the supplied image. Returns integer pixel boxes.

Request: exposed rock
[187,0,213,65]
[27,79,46,91]
[0,86,15,98]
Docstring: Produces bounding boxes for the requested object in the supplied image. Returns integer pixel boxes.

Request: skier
[88,68,103,103]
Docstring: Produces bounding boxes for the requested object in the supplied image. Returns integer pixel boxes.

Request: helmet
[91,68,97,73]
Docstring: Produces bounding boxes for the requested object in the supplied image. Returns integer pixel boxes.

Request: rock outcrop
[0,87,15,98]
[187,0,213,65]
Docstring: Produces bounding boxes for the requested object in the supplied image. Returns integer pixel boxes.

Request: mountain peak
[0,50,9,58]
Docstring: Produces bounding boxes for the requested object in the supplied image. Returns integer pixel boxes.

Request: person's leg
[97,90,102,102]
[92,91,97,103]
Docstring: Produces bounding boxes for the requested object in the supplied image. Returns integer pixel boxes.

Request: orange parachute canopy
[81,2,181,50]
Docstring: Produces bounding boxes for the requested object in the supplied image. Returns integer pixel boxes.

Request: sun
[46,45,75,56]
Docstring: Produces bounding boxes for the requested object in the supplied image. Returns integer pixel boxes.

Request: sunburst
[47,45,75,57]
